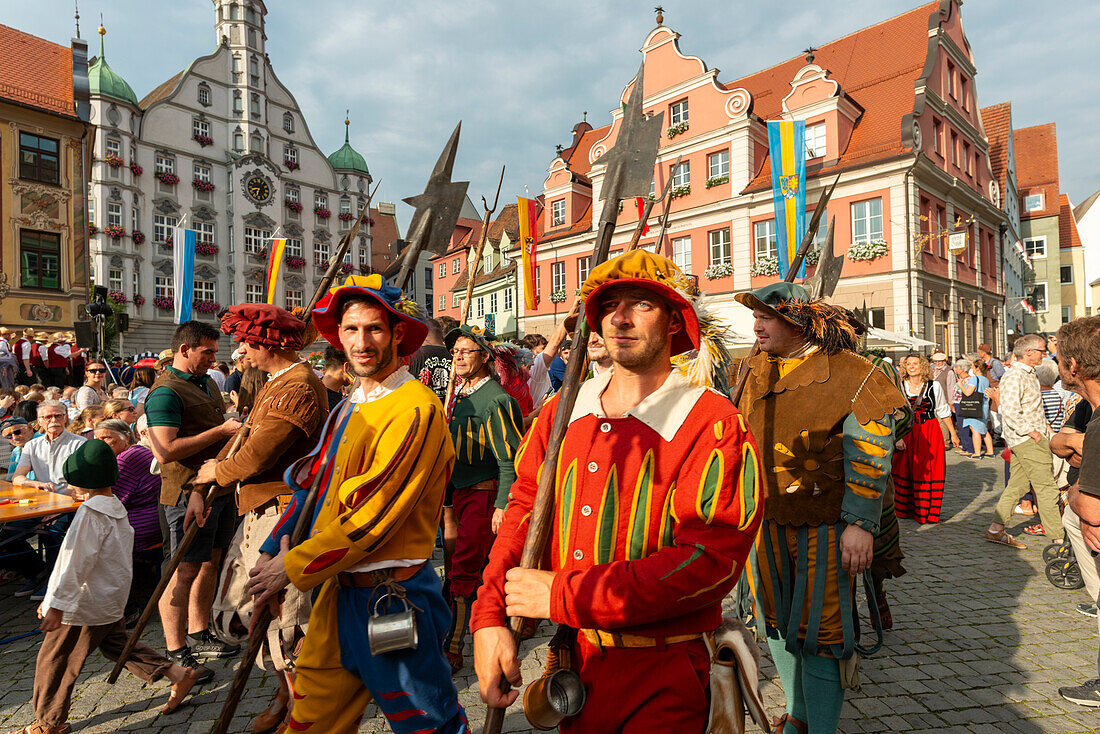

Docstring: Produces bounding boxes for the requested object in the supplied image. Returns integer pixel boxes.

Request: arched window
[233,91,243,115]
[229,3,239,20]
[250,134,262,152]
[233,131,244,152]
[197,82,211,106]
[283,113,294,133]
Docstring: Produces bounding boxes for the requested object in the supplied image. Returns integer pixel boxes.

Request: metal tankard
[367,588,418,655]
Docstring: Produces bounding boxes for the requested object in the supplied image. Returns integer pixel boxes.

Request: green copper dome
[328,118,370,175]
[88,26,138,107]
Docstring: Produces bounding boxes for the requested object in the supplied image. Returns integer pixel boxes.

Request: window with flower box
[194,280,216,304]
[107,202,123,228]
[284,145,298,168]
[246,284,263,303]
[707,150,729,181]
[195,222,215,248]
[710,228,732,266]
[193,118,210,140]
[552,262,565,293]
[672,236,692,273]
[105,137,121,158]
[88,197,96,228]
[131,207,139,233]
[244,227,269,255]
[286,238,302,258]
[193,162,211,183]
[153,214,177,244]
[551,200,565,227]
[155,276,173,300]
[672,161,691,190]
[314,193,327,210]
[851,198,883,243]
[753,220,777,260]
[109,268,124,293]
[155,154,174,175]
[132,271,140,299]
[504,288,513,311]
[670,99,689,125]
[19,133,59,185]
[314,241,329,264]
[286,290,303,309]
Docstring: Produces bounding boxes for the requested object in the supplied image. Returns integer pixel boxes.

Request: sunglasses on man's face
[3,428,25,438]
[86,368,107,374]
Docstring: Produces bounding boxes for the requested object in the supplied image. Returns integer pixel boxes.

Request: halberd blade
[598,63,663,202]
[402,122,470,258]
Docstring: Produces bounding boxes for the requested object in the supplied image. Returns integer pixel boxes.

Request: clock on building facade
[245,174,272,205]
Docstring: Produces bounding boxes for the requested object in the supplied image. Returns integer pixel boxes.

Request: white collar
[568,368,705,442]
[350,366,414,404]
[82,493,127,519]
[270,360,304,381]
[458,375,492,397]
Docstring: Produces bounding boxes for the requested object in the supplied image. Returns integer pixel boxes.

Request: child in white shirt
[9,439,198,734]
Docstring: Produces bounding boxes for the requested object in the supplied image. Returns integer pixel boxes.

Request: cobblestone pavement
[1,451,1098,733]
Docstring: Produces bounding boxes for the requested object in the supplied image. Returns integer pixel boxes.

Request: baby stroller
[1045,539,1084,590]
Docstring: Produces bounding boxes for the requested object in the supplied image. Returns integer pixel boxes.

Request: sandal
[1023,523,1045,536]
[1013,504,1037,517]
[771,713,808,734]
[984,528,1027,549]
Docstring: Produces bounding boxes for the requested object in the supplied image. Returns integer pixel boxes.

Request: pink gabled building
[515,0,1007,354]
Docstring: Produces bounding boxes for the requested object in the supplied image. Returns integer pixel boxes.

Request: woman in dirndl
[893,354,959,523]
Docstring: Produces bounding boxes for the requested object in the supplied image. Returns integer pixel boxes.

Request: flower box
[192,179,216,193]
[339,263,353,274]
[286,255,306,269]
[847,238,888,262]
[104,152,123,168]
[154,171,179,186]
[129,162,143,176]
[103,224,126,240]
[705,175,729,189]
[749,257,778,277]
[153,296,174,311]
[133,295,146,306]
[108,290,127,305]
[670,185,691,199]
[195,242,219,256]
[358,264,372,275]
[338,212,354,222]
[704,263,734,280]
[313,206,331,219]
[193,134,214,147]
[88,224,99,236]
[285,200,303,213]
[194,300,221,314]
[549,290,567,304]
[667,122,689,139]
[284,159,300,171]
[131,230,146,245]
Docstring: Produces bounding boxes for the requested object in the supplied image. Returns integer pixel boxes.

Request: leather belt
[465,480,497,491]
[336,562,424,588]
[581,628,703,649]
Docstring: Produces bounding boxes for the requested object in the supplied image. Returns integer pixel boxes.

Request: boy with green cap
[8,440,199,734]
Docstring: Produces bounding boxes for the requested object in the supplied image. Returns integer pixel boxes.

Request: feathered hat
[735,282,860,354]
[312,274,428,357]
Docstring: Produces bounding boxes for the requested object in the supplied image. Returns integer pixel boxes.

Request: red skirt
[892,416,946,523]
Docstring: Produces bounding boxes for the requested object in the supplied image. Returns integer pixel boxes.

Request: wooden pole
[627,154,681,253]
[107,423,250,684]
[442,166,506,416]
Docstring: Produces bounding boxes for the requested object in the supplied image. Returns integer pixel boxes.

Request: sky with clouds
[7,0,1099,227]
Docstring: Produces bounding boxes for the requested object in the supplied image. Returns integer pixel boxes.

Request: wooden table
[0,481,81,523]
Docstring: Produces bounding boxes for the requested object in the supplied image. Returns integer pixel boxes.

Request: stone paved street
[1,451,1098,733]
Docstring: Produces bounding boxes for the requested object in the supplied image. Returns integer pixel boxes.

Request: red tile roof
[740,3,938,192]
[1014,123,1059,218]
[980,102,1012,207]
[487,202,519,245]
[542,201,593,243]
[1059,194,1082,249]
[0,24,76,119]
[367,206,402,273]
[562,125,608,182]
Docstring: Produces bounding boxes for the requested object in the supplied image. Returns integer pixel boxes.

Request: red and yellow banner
[517,197,539,310]
[266,238,288,304]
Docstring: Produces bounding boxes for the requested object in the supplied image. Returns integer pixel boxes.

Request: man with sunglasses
[73,360,110,412]
[985,333,1062,548]
[0,417,47,588]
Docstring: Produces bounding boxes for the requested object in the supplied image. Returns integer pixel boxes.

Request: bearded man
[472,251,762,732]
[248,275,466,734]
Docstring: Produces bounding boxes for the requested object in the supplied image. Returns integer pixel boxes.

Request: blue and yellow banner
[767,120,807,278]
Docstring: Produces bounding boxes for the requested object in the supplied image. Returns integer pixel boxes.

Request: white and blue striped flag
[172,222,196,324]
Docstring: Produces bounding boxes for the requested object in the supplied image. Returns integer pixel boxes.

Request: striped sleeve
[487,394,524,508]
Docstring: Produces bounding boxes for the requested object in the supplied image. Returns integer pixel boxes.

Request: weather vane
[655,5,664,24]
[804,46,816,63]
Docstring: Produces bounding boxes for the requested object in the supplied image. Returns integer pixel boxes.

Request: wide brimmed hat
[580,250,699,356]
[445,324,495,354]
[220,303,307,351]
[156,348,174,368]
[312,274,428,357]
[733,282,810,329]
[63,439,118,490]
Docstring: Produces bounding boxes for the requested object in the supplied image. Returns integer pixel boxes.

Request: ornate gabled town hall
[487,0,1013,356]
[86,0,388,353]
